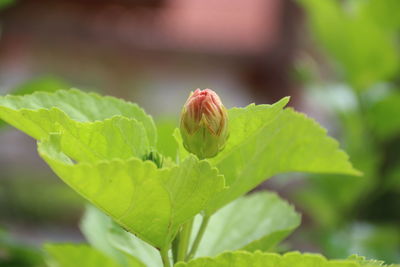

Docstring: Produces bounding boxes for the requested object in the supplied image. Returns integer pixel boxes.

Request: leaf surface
[0,89,156,145]
[80,205,132,266]
[45,244,143,267]
[192,191,300,257]
[81,205,161,267]
[175,251,399,267]
[174,97,359,214]
[38,134,224,249]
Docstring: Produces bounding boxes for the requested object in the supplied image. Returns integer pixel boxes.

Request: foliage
[1,88,393,266]
[298,0,400,263]
[0,228,45,267]
[300,0,399,91]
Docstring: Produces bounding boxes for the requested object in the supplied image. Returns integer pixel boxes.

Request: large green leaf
[81,206,161,267]
[0,89,156,145]
[45,244,143,267]
[176,98,359,214]
[192,191,300,257]
[175,251,399,267]
[38,134,225,250]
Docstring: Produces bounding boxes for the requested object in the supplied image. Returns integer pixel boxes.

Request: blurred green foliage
[298,0,400,263]
[0,0,14,10]
[0,228,45,267]
[300,0,399,91]
[0,178,83,224]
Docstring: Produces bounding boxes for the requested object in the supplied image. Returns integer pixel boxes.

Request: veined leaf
[0,89,156,145]
[38,134,225,250]
[192,191,300,257]
[175,251,399,267]
[57,116,150,162]
[177,97,360,214]
[44,244,143,267]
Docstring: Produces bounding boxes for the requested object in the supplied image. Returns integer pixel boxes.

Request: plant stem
[160,247,171,267]
[171,234,180,263]
[186,215,210,261]
[176,220,193,262]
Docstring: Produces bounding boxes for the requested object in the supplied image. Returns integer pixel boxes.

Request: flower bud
[142,149,164,168]
[180,89,229,159]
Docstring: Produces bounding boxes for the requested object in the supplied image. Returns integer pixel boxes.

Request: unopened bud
[142,150,164,168]
[180,89,229,159]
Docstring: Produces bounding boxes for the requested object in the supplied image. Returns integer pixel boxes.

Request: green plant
[0,89,397,266]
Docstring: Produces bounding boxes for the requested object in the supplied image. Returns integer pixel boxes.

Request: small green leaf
[176,97,359,214]
[38,134,225,250]
[45,244,143,267]
[0,89,156,145]
[175,251,399,267]
[192,191,300,257]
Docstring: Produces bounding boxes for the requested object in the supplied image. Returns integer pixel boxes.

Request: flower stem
[160,247,171,267]
[176,220,193,262]
[186,215,210,261]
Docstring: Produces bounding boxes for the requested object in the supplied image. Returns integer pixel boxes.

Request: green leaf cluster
[0,89,363,265]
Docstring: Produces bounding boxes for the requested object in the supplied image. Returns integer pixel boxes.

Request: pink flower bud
[180,89,229,159]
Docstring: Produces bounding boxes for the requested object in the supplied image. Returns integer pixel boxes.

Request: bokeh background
[0,0,399,266]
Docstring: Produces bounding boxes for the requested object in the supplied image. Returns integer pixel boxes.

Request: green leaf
[347,255,385,266]
[177,97,359,214]
[38,134,225,250]
[175,251,398,267]
[44,244,143,267]
[108,220,162,267]
[81,205,161,267]
[156,117,179,160]
[80,205,132,266]
[192,191,300,257]
[0,76,69,131]
[0,89,156,145]
[56,116,150,162]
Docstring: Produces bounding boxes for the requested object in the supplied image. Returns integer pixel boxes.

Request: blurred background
[0,0,399,266]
